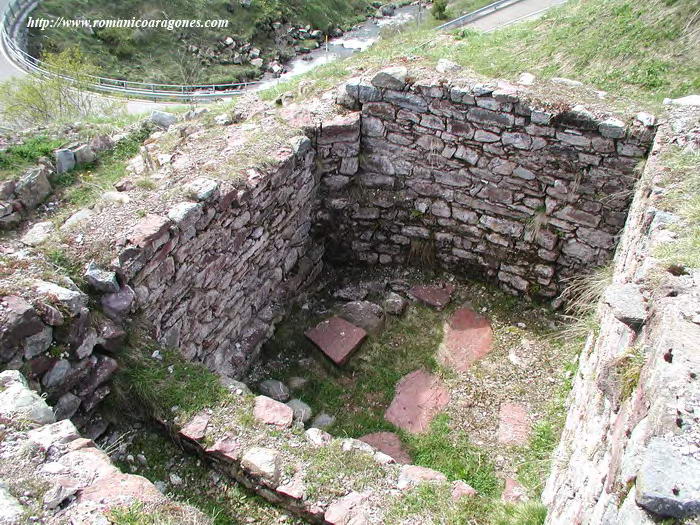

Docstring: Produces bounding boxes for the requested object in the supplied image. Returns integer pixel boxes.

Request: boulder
[84,261,120,293]
[383,292,407,315]
[305,317,367,366]
[636,437,700,519]
[101,285,136,321]
[253,396,294,427]
[286,398,312,423]
[338,301,385,335]
[55,148,76,174]
[240,447,281,485]
[385,369,450,433]
[15,167,52,209]
[21,221,55,246]
[604,283,647,327]
[150,111,178,129]
[258,379,290,401]
[397,465,447,490]
[310,412,335,430]
[33,280,88,316]
[371,66,408,90]
[359,432,411,463]
[0,372,55,425]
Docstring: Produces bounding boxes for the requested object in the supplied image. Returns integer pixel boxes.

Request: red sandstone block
[305,316,367,366]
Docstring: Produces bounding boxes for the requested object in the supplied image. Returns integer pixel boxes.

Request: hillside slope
[28,0,374,84]
[266,0,700,106]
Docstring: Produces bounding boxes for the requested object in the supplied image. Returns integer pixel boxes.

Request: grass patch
[404,413,500,496]
[616,345,646,401]
[262,0,698,106]
[0,135,65,181]
[109,334,228,422]
[654,146,700,269]
[29,0,374,84]
[265,301,445,437]
[301,440,385,499]
[58,124,152,208]
[387,482,547,524]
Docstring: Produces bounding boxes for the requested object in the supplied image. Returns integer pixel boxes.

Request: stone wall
[318,68,656,296]
[0,370,208,524]
[0,282,122,439]
[114,136,322,378]
[542,108,700,522]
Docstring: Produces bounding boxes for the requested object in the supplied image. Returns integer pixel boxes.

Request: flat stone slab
[305,316,367,365]
[384,369,450,433]
[359,432,411,463]
[409,284,455,310]
[397,464,447,490]
[438,307,493,372]
[497,403,530,446]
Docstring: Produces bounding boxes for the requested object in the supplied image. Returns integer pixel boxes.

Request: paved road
[465,0,567,32]
[0,0,21,81]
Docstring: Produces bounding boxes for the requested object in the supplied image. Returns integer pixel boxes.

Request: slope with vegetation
[263,0,700,106]
[28,0,375,84]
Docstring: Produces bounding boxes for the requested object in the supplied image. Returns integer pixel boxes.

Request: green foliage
[432,0,450,20]
[0,48,100,128]
[388,482,547,524]
[303,440,385,499]
[0,136,65,180]
[112,431,299,525]
[654,147,700,269]
[30,0,373,84]
[616,346,646,401]
[266,302,444,437]
[61,124,151,207]
[110,339,228,422]
[404,413,500,495]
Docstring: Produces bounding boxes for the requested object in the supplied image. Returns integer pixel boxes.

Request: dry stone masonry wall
[543,108,700,523]
[318,67,656,296]
[114,136,322,378]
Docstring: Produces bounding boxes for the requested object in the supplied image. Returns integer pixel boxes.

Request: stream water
[255,4,425,91]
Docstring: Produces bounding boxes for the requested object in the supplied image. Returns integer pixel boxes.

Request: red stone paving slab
[359,432,412,463]
[438,307,493,372]
[497,402,531,446]
[384,369,450,434]
[408,284,456,310]
[305,316,367,366]
[502,477,528,503]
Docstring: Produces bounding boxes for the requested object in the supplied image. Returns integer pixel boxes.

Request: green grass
[387,483,547,525]
[262,0,699,106]
[654,146,700,269]
[109,337,228,422]
[265,301,445,437]
[56,124,152,207]
[403,413,500,496]
[29,0,374,84]
[0,135,65,181]
[301,440,386,499]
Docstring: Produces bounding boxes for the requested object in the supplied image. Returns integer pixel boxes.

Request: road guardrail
[0,0,260,101]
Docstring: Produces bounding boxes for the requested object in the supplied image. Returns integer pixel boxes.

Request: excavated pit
[1,67,667,523]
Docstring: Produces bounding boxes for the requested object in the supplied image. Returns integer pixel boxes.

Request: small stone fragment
[286,398,312,423]
[253,396,294,428]
[241,447,281,486]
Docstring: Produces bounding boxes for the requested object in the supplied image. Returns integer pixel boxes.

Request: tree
[0,48,100,128]
[432,0,449,20]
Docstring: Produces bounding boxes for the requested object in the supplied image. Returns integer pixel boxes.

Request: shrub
[432,0,449,20]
